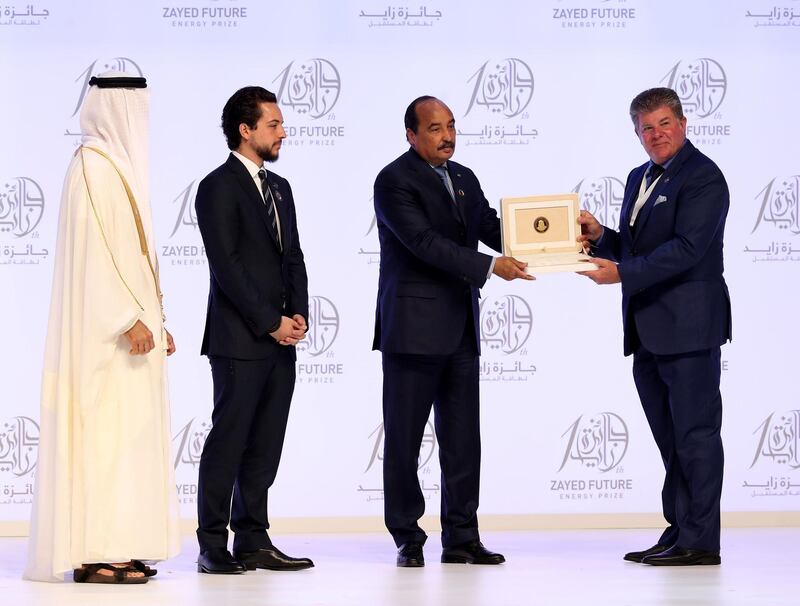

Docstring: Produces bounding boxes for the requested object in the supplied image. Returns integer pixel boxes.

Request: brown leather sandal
[131,560,157,577]
[73,563,149,584]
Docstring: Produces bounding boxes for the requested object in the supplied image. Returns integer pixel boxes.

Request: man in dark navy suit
[373,96,532,567]
[579,87,731,566]
[194,86,313,574]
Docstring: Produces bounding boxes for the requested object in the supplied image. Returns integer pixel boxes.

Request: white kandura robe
[24,148,180,581]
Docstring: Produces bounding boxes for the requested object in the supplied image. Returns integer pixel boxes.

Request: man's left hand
[279,314,308,346]
[578,257,621,284]
[166,330,176,356]
[292,314,308,332]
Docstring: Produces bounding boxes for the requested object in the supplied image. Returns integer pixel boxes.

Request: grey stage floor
[0,528,796,605]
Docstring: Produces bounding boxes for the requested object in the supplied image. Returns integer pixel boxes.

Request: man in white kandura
[24,72,180,584]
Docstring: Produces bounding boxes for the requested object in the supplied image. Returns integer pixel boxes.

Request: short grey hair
[629,87,684,128]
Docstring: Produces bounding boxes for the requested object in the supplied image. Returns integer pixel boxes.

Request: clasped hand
[269,314,307,346]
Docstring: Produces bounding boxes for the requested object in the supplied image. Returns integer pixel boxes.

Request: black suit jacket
[594,140,731,356]
[196,153,308,360]
[372,148,502,356]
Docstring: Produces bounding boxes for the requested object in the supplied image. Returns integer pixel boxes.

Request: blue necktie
[646,163,664,189]
[433,164,456,202]
[258,169,281,251]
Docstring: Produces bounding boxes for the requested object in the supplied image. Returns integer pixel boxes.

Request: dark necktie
[646,163,664,189]
[257,169,281,251]
[433,164,456,202]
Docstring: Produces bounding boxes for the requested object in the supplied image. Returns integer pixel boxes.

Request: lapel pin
[458,189,465,197]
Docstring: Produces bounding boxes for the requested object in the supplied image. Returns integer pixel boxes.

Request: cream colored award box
[500,193,598,274]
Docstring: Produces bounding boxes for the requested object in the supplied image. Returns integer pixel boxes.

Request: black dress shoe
[642,545,721,566]
[396,542,424,568]
[441,541,505,565]
[623,543,670,563]
[197,549,246,574]
[233,546,314,571]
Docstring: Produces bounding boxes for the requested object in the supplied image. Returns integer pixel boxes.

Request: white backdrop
[1,0,798,525]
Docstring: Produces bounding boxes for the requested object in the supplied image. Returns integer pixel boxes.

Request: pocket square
[654,195,668,206]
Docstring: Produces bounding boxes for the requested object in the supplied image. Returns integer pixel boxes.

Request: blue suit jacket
[594,140,732,356]
[195,154,308,360]
[372,148,502,355]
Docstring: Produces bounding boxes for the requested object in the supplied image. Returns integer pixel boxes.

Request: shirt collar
[232,150,264,178]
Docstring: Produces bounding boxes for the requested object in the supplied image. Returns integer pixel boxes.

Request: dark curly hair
[221,86,278,150]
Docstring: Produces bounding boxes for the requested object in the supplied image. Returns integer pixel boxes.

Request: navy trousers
[381,328,481,549]
[197,352,295,553]
[633,344,724,552]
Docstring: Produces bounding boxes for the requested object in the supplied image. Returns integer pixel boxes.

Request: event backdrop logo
[0,416,39,477]
[161,2,250,28]
[0,177,49,265]
[662,58,727,119]
[0,3,50,25]
[358,209,379,265]
[359,420,439,502]
[365,214,377,237]
[172,416,211,506]
[465,59,534,118]
[550,1,638,29]
[170,180,199,238]
[297,296,344,384]
[357,5,444,27]
[274,59,341,119]
[744,175,800,263]
[558,412,629,473]
[161,180,205,267]
[0,178,45,238]
[172,417,211,470]
[750,411,800,470]
[751,176,800,235]
[364,421,437,474]
[72,57,144,117]
[742,410,800,498]
[572,176,625,231]
[297,295,340,357]
[744,6,800,28]
[479,295,533,354]
[460,58,539,146]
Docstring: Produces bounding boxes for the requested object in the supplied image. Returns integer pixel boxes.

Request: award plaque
[500,193,597,274]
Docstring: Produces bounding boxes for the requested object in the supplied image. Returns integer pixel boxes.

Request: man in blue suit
[373,96,532,567]
[194,87,313,574]
[579,87,731,566]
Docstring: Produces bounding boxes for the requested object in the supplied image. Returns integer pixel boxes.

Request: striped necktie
[257,169,281,251]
